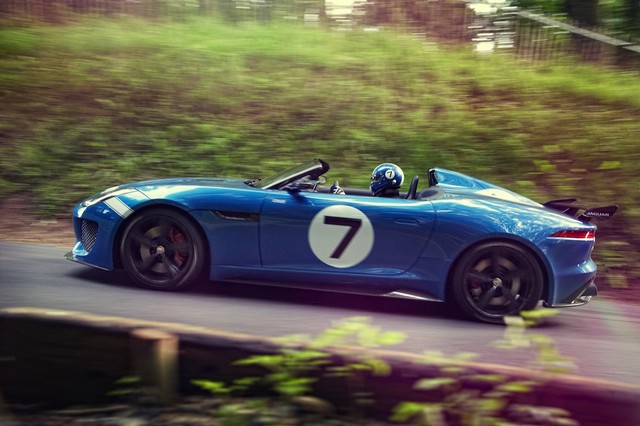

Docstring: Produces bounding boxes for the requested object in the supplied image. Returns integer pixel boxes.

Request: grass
[1,17,639,279]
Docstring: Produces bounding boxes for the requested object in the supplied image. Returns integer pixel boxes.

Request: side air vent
[214,211,259,222]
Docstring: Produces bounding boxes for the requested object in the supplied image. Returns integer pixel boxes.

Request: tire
[450,242,544,324]
[120,209,206,291]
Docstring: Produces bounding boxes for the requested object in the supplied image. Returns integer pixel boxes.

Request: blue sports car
[66,159,617,324]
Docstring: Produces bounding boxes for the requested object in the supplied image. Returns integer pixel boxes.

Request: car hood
[80,177,250,207]
[117,177,249,191]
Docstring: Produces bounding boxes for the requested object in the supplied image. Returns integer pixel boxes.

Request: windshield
[253,159,329,189]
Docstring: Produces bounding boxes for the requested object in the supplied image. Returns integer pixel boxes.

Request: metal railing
[512,10,639,67]
[1,0,638,68]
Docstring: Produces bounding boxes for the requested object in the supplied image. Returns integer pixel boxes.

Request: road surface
[1,241,639,385]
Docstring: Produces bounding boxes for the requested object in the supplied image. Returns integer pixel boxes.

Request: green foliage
[192,377,260,397]
[513,0,640,38]
[235,351,328,398]
[189,314,580,425]
[1,18,639,280]
[390,310,578,426]
[232,317,404,398]
[512,0,564,15]
[192,316,405,423]
[107,375,142,398]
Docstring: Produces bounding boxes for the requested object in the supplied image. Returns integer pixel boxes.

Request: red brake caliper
[169,227,187,265]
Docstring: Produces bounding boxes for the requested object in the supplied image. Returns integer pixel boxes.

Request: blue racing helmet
[370,163,404,196]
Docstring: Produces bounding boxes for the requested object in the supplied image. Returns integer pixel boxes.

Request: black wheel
[450,242,544,324]
[120,209,206,290]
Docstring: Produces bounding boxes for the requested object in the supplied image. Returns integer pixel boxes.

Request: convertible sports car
[66,159,617,324]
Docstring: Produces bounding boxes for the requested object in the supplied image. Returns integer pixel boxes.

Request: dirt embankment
[0,196,75,247]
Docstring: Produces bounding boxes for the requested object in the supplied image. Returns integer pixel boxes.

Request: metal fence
[0,0,321,22]
[0,0,158,20]
[512,10,640,68]
[1,0,638,68]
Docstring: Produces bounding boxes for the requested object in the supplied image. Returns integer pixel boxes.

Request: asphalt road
[2,241,639,386]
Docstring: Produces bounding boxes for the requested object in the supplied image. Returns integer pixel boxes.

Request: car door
[259,190,436,276]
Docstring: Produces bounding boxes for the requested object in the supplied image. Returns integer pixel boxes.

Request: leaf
[543,144,562,153]
[390,402,440,422]
[362,358,392,376]
[378,330,406,346]
[107,389,139,396]
[232,376,260,392]
[275,377,317,397]
[533,159,556,172]
[235,354,282,368]
[191,380,231,395]
[520,309,558,320]
[503,315,526,327]
[414,377,457,390]
[497,380,537,393]
[470,397,507,413]
[441,366,466,374]
[598,160,621,170]
[466,374,507,383]
[114,376,141,385]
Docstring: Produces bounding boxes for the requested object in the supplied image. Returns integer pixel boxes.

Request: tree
[625,0,640,33]
[564,0,599,26]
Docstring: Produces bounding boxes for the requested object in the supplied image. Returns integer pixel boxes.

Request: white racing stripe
[104,197,133,218]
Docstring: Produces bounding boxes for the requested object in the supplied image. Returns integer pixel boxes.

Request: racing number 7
[324,216,362,259]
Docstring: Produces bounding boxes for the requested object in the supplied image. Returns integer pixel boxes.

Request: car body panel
[432,168,542,207]
[66,159,606,316]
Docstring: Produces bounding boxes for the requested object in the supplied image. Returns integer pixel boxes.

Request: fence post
[130,328,179,405]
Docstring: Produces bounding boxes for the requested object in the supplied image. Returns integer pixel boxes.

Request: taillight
[551,230,595,239]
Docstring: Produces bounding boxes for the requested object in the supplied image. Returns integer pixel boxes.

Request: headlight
[82,188,136,207]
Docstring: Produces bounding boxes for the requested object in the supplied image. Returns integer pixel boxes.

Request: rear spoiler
[544,199,618,222]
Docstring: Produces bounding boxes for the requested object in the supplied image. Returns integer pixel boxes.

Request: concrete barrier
[1,307,639,425]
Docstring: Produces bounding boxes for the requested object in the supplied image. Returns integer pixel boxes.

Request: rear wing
[544,199,618,222]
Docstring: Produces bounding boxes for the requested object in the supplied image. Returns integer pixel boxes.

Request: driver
[370,163,404,197]
[330,181,346,195]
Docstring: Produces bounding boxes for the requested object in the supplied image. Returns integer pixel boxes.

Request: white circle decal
[308,205,374,269]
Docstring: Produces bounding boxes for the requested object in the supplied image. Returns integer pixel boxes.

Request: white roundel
[385,169,396,179]
[308,205,374,268]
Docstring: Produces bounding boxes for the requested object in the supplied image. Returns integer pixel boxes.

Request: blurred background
[0,0,639,293]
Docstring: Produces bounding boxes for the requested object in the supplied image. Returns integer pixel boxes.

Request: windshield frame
[253,159,330,190]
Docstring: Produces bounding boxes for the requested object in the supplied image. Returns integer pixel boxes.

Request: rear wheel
[120,209,206,291]
[450,242,543,324]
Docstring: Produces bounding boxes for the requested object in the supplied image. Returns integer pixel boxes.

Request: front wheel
[120,209,206,291]
[450,242,544,324]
